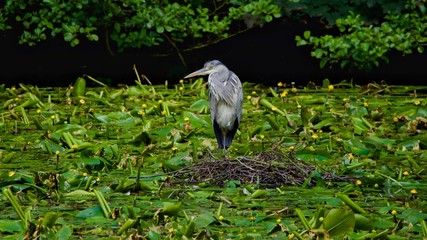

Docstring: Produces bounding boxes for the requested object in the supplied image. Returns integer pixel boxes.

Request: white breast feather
[216,100,236,130]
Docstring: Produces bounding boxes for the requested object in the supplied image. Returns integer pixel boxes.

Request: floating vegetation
[0,78,426,239]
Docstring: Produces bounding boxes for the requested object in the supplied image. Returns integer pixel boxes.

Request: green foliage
[296,0,427,70]
[285,0,406,25]
[0,0,281,50]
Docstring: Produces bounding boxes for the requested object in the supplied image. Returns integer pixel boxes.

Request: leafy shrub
[295,0,427,70]
[0,0,281,51]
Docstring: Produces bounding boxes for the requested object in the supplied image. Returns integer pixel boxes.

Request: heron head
[184,60,226,78]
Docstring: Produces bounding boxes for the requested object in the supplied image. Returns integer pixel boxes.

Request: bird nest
[174,151,345,187]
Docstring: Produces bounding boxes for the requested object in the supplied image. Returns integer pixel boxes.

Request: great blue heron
[184,60,243,149]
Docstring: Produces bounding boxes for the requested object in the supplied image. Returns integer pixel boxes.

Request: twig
[133,64,152,85]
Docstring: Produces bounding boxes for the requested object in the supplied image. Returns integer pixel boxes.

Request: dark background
[1,19,425,87]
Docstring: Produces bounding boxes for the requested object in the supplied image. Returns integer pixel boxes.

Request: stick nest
[175,151,345,187]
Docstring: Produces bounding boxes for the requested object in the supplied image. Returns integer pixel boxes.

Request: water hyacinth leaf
[194,213,216,228]
[56,226,73,240]
[372,218,395,229]
[399,208,427,224]
[250,189,268,198]
[336,193,366,214]
[189,99,209,114]
[165,151,190,170]
[398,140,420,151]
[354,214,372,230]
[41,212,59,228]
[297,149,331,161]
[0,220,24,233]
[151,127,172,136]
[343,138,371,156]
[313,118,334,130]
[73,77,86,98]
[160,202,182,217]
[76,206,105,218]
[184,219,196,237]
[364,135,396,146]
[182,111,209,128]
[351,117,371,135]
[321,209,355,237]
[1,151,16,163]
[117,219,136,235]
[94,113,112,123]
[147,228,162,240]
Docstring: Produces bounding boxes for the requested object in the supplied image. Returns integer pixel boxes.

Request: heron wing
[230,72,243,124]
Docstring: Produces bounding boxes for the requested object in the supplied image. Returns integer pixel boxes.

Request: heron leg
[213,120,224,149]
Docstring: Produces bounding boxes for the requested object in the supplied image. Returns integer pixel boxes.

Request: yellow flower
[246,95,252,100]
[260,135,265,139]
[55,150,60,155]
[403,170,409,176]
[218,215,224,221]
[414,100,420,105]
[391,210,397,215]
[79,99,86,104]
[355,179,362,186]
[172,146,178,151]
[83,172,88,177]
[50,115,55,119]
[158,99,163,104]
[277,82,283,87]
[96,177,101,181]
[288,145,295,150]
[184,117,190,122]
[328,84,334,91]
[393,117,398,122]
[348,153,355,159]
[291,87,297,93]
[142,104,148,108]
[363,101,368,107]
[37,109,42,114]
[251,91,256,95]
[311,133,318,139]
[138,110,144,115]
[276,218,281,223]
[179,79,184,83]
[179,86,184,91]
[280,90,288,98]
[410,189,417,194]
[161,110,167,115]
[72,144,78,149]
[249,216,256,221]
[9,171,16,177]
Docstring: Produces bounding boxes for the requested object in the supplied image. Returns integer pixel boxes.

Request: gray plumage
[184,60,243,149]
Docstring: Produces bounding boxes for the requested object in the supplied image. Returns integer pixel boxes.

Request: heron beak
[184,68,211,79]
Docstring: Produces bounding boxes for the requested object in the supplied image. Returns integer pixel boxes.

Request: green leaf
[76,206,105,218]
[0,220,24,233]
[304,31,311,39]
[322,209,355,237]
[56,226,73,240]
